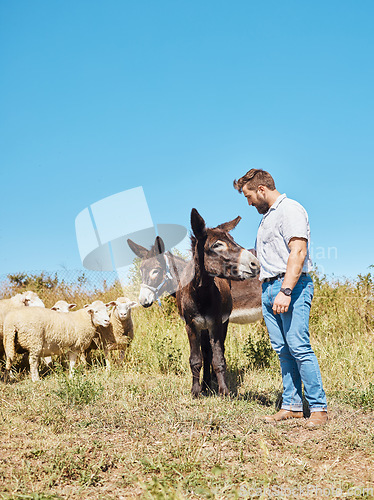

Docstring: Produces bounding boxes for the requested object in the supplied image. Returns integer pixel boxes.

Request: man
[234,169,327,428]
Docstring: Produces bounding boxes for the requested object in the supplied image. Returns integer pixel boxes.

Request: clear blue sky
[1,0,373,280]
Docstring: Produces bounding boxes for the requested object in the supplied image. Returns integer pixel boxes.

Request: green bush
[54,367,103,406]
[243,325,275,368]
[154,334,184,375]
[7,272,58,292]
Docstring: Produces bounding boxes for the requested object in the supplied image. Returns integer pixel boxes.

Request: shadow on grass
[238,389,282,408]
[225,365,280,406]
[237,390,311,418]
[198,366,283,409]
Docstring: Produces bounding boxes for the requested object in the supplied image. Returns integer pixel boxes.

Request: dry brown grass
[1,368,374,499]
[0,271,374,498]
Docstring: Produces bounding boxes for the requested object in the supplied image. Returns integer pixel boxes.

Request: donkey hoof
[191,384,202,398]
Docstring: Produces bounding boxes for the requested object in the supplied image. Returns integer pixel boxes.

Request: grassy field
[1,272,374,499]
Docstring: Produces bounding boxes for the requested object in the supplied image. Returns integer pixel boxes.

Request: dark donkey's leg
[201,329,212,393]
[186,324,203,397]
[209,322,229,396]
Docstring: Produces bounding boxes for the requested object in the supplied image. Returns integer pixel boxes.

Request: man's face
[242,185,270,215]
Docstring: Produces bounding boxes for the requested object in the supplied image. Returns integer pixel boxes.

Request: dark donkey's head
[190,208,260,280]
[127,236,175,308]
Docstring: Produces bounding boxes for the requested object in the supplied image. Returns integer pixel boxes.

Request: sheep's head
[84,300,112,327]
[51,300,77,312]
[11,291,45,307]
[113,297,138,321]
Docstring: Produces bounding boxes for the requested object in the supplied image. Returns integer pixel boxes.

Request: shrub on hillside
[243,321,275,368]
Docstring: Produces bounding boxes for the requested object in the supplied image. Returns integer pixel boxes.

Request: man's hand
[272,292,291,315]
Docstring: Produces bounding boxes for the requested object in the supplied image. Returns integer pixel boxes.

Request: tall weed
[243,322,275,368]
[54,367,103,406]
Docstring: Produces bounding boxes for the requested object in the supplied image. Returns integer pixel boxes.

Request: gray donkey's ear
[150,236,165,257]
[191,208,207,240]
[216,216,241,232]
[127,239,149,259]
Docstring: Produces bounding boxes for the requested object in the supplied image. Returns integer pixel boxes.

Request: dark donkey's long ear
[216,216,241,232]
[127,239,149,259]
[191,208,207,240]
[149,236,165,257]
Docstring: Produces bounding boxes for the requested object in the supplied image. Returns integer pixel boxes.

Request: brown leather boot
[305,411,328,429]
[263,409,304,423]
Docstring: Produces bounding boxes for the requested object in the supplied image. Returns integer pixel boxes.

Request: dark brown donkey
[129,209,260,397]
[127,237,262,324]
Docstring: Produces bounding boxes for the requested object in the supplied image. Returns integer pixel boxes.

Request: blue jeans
[262,275,327,412]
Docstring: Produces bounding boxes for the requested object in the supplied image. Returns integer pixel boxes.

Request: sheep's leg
[68,352,78,378]
[104,348,111,371]
[29,354,40,382]
[5,356,14,381]
[79,352,87,366]
[5,356,13,372]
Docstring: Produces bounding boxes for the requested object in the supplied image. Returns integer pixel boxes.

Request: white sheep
[42,301,77,366]
[50,300,77,313]
[0,291,45,357]
[88,297,137,370]
[4,300,112,381]
[0,291,45,309]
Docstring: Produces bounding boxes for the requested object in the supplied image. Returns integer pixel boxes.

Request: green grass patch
[337,383,374,411]
[54,367,103,406]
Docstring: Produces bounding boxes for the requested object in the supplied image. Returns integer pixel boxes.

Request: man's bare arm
[272,237,308,315]
[281,237,308,290]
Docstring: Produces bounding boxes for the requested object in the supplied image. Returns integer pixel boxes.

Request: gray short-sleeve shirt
[255,194,313,280]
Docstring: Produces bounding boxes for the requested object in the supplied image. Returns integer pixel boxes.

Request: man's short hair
[233,168,276,193]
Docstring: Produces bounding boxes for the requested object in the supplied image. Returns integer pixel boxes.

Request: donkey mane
[190,234,197,251]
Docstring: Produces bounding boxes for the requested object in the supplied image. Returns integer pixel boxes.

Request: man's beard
[255,201,270,214]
